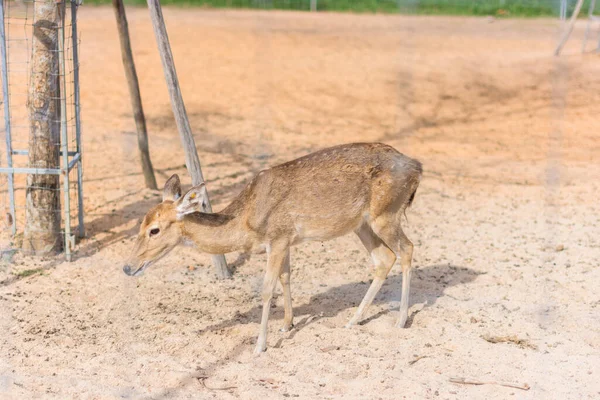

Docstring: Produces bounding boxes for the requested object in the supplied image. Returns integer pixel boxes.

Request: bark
[112,0,157,190]
[23,0,62,254]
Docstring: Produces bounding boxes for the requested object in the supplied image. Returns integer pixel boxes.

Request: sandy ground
[1,7,599,399]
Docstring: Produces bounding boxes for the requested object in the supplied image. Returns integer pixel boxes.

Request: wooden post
[113,0,158,190]
[581,0,598,52]
[555,0,585,56]
[23,0,62,254]
[146,0,231,278]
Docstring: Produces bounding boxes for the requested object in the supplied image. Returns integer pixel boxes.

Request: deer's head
[123,174,207,276]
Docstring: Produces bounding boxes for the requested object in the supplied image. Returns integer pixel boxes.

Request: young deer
[123,143,422,354]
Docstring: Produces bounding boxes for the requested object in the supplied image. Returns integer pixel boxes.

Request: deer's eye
[149,228,160,237]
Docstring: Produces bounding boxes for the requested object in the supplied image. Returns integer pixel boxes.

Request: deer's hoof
[253,344,267,355]
[280,323,294,332]
[396,315,408,328]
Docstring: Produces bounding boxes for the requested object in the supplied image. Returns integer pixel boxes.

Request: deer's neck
[180,212,249,254]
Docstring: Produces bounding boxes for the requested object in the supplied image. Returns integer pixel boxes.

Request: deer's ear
[176,183,207,219]
[163,174,182,202]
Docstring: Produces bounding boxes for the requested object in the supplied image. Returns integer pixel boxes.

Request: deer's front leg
[255,244,288,354]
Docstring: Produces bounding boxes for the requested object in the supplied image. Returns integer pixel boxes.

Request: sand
[1,7,599,399]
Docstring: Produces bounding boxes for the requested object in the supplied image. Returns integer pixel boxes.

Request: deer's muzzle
[122,261,149,277]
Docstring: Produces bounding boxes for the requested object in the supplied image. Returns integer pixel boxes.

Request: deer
[123,142,422,354]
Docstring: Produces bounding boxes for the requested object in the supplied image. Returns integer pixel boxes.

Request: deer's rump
[237,143,422,243]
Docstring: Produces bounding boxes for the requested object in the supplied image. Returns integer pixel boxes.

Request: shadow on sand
[75,196,159,260]
[195,263,479,336]
[142,263,481,399]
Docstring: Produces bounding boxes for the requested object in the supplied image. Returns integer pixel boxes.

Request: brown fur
[124,142,422,353]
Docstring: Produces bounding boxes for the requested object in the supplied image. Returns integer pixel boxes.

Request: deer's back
[227,143,421,243]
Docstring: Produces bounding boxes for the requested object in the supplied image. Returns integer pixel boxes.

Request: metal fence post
[0,0,16,236]
[58,0,73,260]
[71,0,84,238]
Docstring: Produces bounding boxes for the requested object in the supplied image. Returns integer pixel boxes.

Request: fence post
[146,0,231,279]
[58,0,73,261]
[555,0,585,55]
[113,0,158,191]
[71,0,85,238]
[0,0,16,236]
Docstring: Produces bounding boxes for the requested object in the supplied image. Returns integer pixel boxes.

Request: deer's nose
[123,265,133,276]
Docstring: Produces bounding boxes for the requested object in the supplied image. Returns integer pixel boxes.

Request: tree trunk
[113,0,157,190]
[23,0,62,254]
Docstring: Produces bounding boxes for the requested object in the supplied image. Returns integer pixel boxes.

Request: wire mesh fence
[0,0,83,262]
[85,0,600,17]
[0,1,598,396]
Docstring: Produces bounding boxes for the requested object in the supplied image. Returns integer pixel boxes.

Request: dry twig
[408,355,428,365]
[320,345,340,353]
[481,334,538,350]
[196,376,237,391]
[449,377,530,391]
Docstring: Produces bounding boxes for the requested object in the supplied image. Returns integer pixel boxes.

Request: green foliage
[404,0,555,16]
[85,0,599,18]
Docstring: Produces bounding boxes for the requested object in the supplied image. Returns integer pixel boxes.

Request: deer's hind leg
[279,251,294,332]
[371,216,414,328]
[346,223,396,328]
